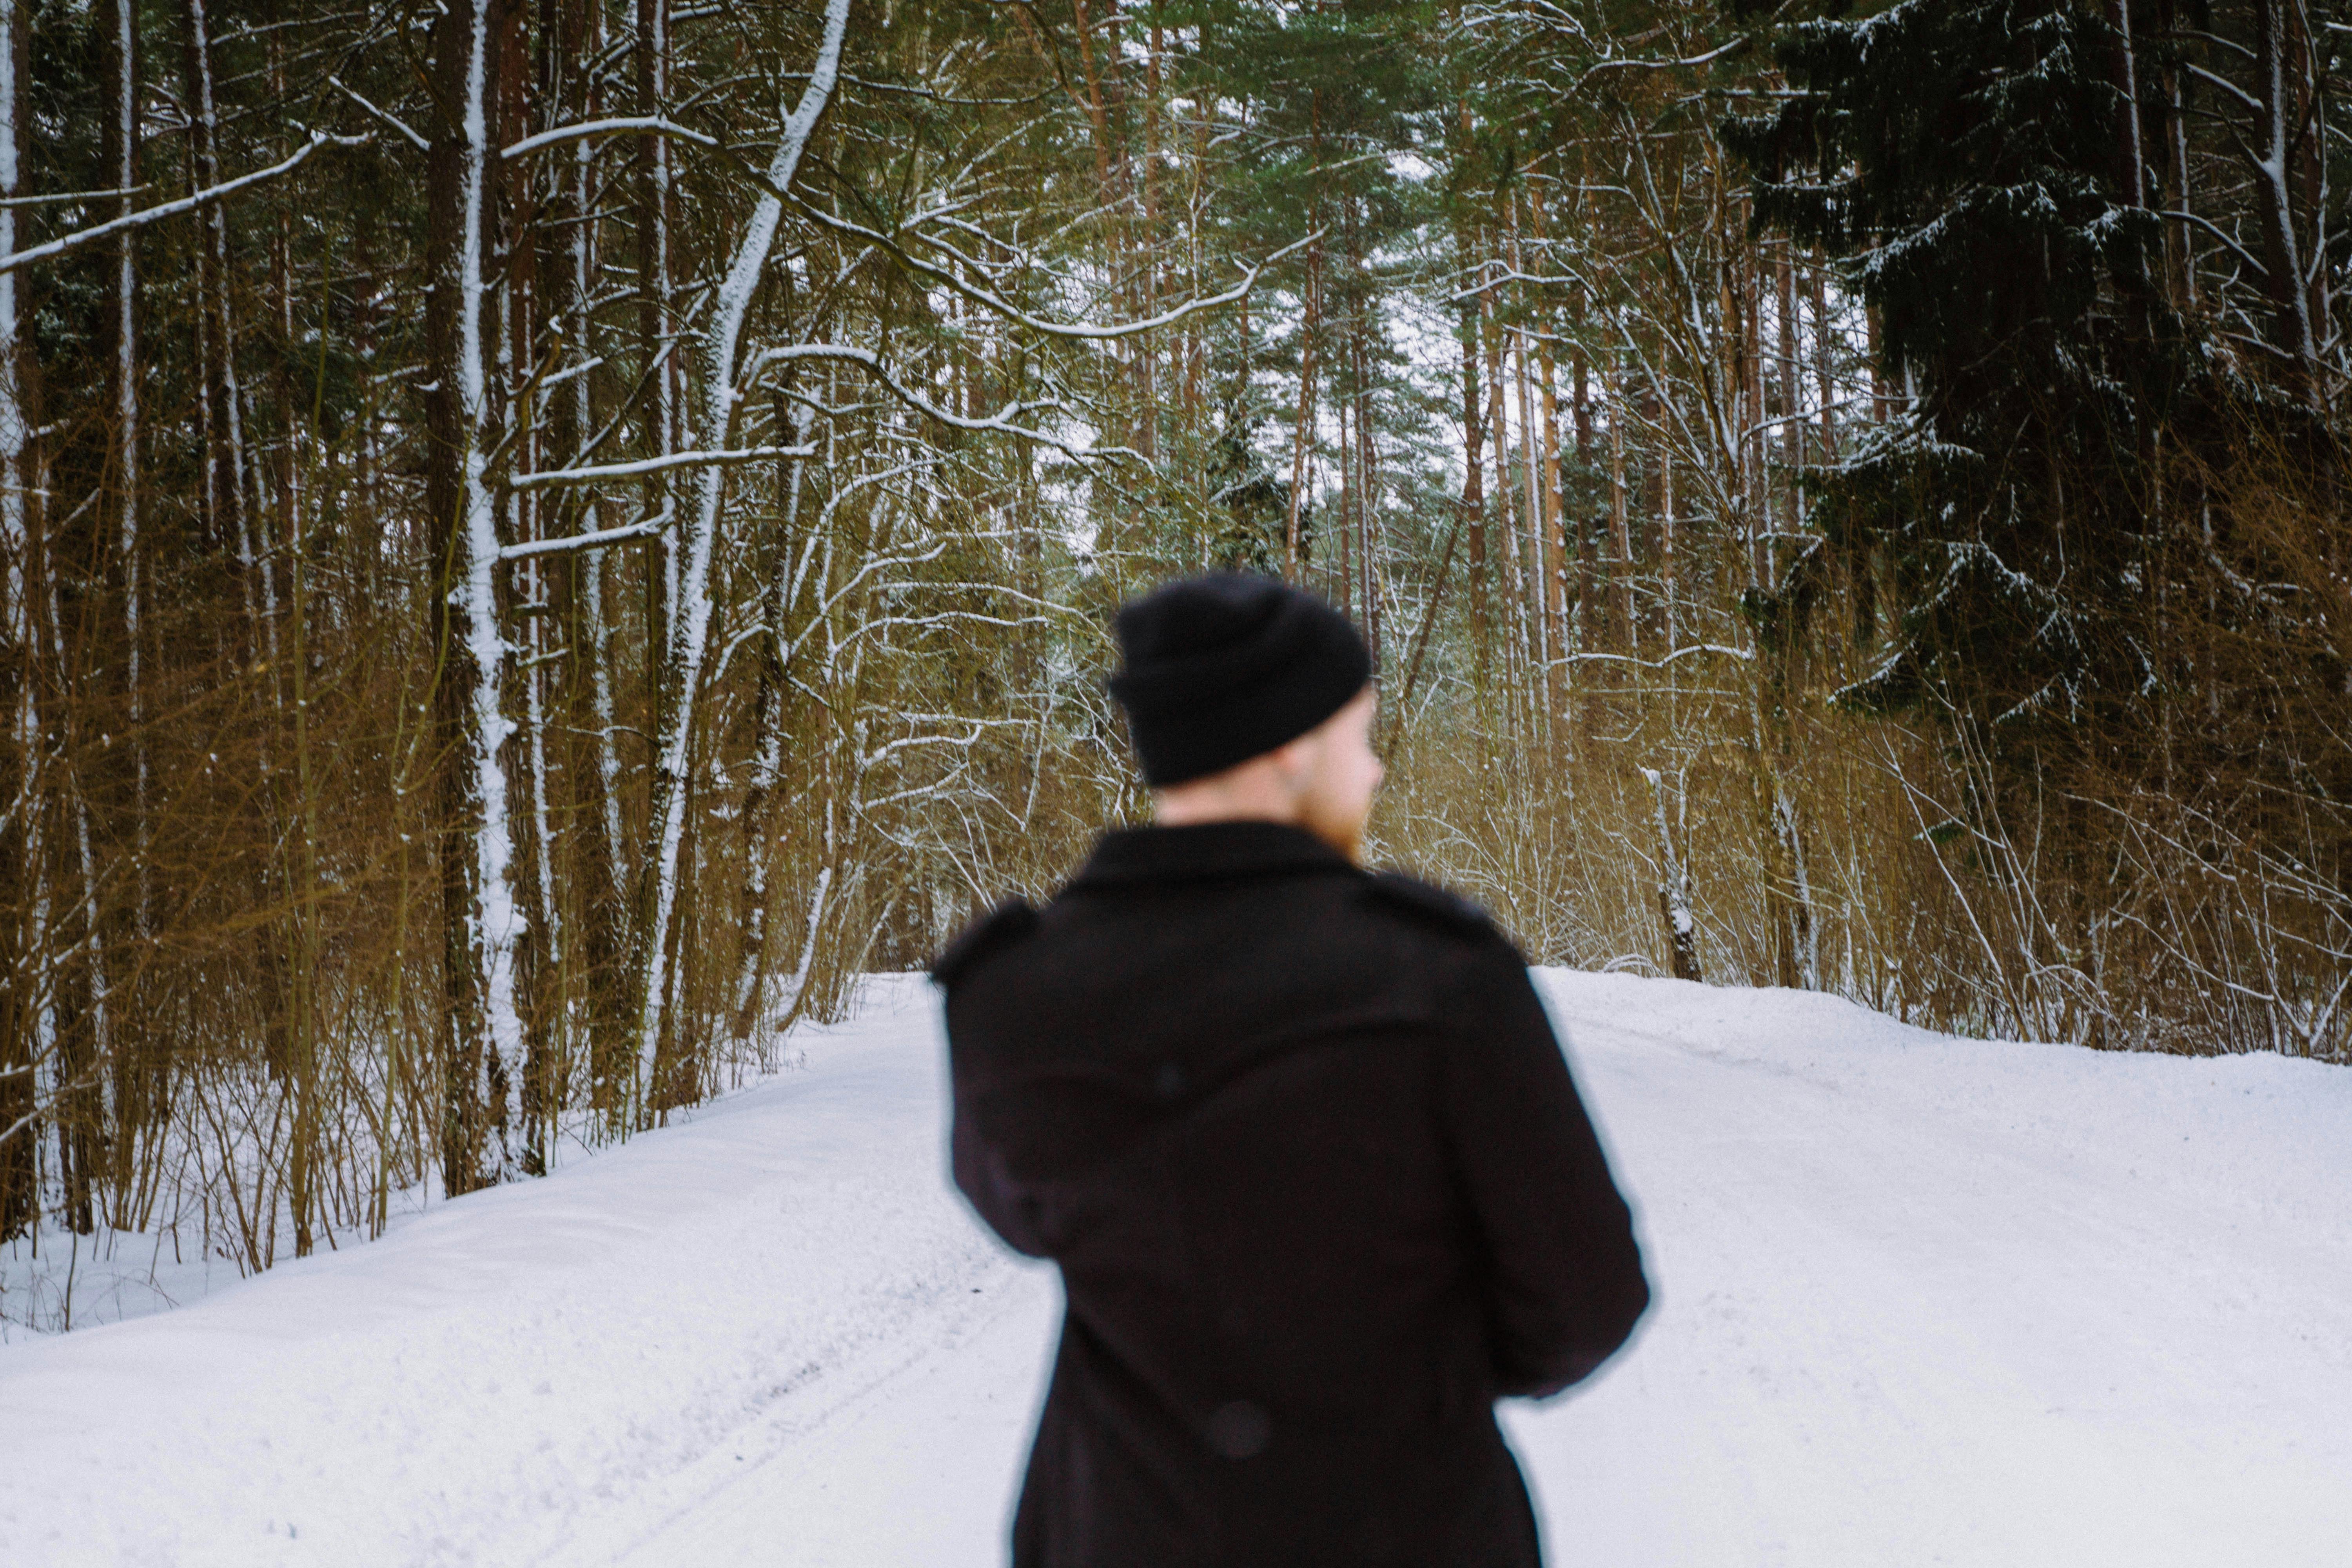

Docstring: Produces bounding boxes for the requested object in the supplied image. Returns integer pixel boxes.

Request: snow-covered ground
[4,970,2349,1567]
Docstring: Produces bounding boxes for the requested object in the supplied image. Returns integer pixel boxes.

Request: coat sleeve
[950,1088,1052,1259]
[936,904,1053,1258]
[943,997,1052,1259]
[1440,945,1649,1398]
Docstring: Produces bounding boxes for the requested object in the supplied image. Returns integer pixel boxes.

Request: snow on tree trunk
[427,0,525,1191]
[1643,766,1703,984]
[456,0,523,1183]
[554,19,630,1116]
[630,0,852,1121]
[0,0,36,1241]
[733,401,817,1039]
[636,0,679,790]
[113,0,146,946]
[0,0,21,672]
[1284,235,1319,579]
[1454,273,1489,689]
[1775,786,1818,991]
[773,861,835,1031]
[181,0,270,662]
[2250,0,2320,399]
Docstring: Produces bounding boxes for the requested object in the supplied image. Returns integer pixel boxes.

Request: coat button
[1207,1400,1270,1459]
[1154,1062,1184,1098]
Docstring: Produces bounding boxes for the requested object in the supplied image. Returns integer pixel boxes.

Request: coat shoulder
[930,898,1040,989]
[1361,873,1504,947]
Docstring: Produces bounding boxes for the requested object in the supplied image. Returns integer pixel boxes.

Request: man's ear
[1254,735,1296,787]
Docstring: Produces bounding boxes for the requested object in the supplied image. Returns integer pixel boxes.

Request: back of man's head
[1108,574,1370,788]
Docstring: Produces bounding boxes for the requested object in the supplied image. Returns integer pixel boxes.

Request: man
[933,574,1648,1567]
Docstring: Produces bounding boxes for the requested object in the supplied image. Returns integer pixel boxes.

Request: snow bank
[3,970,2347,1567]
[1518,971,2352,1568]
[0,976,1022,1566]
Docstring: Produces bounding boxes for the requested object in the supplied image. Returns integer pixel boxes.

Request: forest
[0,0,2345,1310]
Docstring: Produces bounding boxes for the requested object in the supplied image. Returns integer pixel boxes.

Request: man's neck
[1151,772,1302,832]
[1150,795,1362,865]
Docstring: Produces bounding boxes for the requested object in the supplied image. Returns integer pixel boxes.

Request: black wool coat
[933,821,1648,1568]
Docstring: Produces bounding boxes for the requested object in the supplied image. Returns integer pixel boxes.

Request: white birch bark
[632,0,852,1113]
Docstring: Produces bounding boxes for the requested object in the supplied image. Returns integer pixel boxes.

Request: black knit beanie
[1107,573,1371,787]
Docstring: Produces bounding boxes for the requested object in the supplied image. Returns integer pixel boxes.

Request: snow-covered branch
[500,505,672,560]
[0,131,367,274]
[508,445,814,490]
[328,76,427,151]
[784,198,1320,342]
[503,116,718,160]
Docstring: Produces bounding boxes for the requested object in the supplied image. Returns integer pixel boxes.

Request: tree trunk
[426,0,525,1193]
[1776,241,1801,538]
[102,0,160,1219]
[735,399,817,1039]
[1810,255,1835,457]
[110,0,147,947]
[1608,350,1632,651]
[1536,342,1567,731]
[1572,300,1593,661]
[1506,195,1553,728]
[182,0,266,658]
[1644,767,1702,983]
[1659,443,1677,648]
[1483,269,1528,682]
[1284,235,1321,580]
[2163,68,2195,307]
[1512,319,1545,689]
[501,0,561,1177]
[638,0,677,748]
[1740,222,1768,591]
[1071,0,1133,454]
[629,0,851,1123]
[2103,0,2145,206]
[2249,0,2320,399]
[1139,19,1162,461]
[0,0,34,1242]
[552,0,626,1120]
[1457,295,1488,692]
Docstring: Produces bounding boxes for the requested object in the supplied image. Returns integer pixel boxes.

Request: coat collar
[1065,820,1359,891]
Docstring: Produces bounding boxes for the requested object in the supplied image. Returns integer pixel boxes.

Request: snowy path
[5,972,2350,1567]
